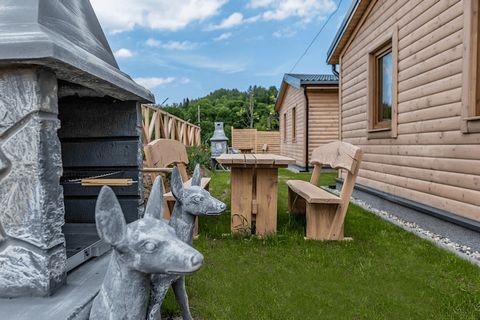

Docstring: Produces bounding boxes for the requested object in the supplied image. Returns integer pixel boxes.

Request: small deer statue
[148,165,226,320]
[89,177,204,320]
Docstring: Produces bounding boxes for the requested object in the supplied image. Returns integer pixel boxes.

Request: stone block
[0,67,58,136]
[0,115,65,249]
[0,244,66,298]
[0,67,66,297]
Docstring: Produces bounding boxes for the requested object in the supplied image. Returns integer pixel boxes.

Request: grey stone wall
[0,66,66,297]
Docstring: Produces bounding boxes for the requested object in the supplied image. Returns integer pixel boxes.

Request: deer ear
[171,167,184,201]
[95,186,127,247]
[191,164,202,187]
[144,176,164,220]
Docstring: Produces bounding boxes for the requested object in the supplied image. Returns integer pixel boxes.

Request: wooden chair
[143,139,211,221]
[287,141,363,240]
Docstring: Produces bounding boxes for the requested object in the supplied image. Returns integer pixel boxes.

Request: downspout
[302,84,310,172]
[332,64,339,77]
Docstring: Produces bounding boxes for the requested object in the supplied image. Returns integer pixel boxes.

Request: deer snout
[191,253,204,268]
[217,202,226,211]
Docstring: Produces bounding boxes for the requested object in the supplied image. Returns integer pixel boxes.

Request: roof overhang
[326,0,372,65]
[0,0,154,103]
[274,74,339,111]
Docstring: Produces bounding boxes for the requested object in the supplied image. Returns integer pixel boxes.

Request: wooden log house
[327,0,480,229]
[275,74,339,170]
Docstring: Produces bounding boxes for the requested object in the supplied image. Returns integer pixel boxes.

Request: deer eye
[143,241,157,252]
[193,196,204,203]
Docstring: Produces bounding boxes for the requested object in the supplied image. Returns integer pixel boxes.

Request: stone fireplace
[0,0,154,298]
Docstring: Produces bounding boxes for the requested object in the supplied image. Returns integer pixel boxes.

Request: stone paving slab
[0,252,110,320]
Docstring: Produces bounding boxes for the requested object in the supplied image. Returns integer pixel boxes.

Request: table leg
[255,168,278,236]
[231,167,254,234]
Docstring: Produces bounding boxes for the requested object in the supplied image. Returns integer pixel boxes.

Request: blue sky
[90,0,352,104]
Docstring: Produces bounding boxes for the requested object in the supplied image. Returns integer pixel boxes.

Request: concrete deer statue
[89,177,204,320]
[148,165,226,320]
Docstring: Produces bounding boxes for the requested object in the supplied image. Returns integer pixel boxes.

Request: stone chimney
[0,0,154,297]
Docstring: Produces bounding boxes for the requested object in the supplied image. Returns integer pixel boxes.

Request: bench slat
[287,180,341,204]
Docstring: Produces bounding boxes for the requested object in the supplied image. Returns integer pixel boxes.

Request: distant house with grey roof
[275,74,339,170]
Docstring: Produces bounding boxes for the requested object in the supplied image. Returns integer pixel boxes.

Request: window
[376,49,393,127]
[371,43,392,129]
[367,27,398,139]
[283,113,287,141]
[462,0,480,132]
[292,107,297,140]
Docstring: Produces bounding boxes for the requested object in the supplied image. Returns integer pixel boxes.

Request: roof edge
[275,73,339,111]
[327,0,369,65]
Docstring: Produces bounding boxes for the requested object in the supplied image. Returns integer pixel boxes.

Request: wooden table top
[216,153,295,167]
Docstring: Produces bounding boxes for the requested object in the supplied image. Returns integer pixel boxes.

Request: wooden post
[231,168,254,234]
[309,164,322,186]
[154,111,160,140]
[255,168,278,236]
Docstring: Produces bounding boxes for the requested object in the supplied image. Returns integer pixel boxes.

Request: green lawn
[162,169,480,319]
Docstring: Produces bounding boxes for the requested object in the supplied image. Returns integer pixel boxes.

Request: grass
[162,169,480,319]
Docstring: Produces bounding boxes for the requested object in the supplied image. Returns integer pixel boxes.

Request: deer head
[95,177,204,275]
[171,164,226,216]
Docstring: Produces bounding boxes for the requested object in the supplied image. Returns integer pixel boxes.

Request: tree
[161,85,279,145]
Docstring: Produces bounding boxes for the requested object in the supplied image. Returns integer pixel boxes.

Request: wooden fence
[141,104,201,146]
[231,128,280,154]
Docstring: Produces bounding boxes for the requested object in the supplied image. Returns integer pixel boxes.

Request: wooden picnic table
[216,154,295,236]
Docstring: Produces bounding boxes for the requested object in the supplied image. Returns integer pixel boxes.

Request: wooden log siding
[307,88,339,161]
[338,0,480,221]
[231,128,280,154]
[141,104,201,146]
[279,85,307,166]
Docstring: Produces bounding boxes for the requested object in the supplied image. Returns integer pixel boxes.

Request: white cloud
[207,12,244,30]
[146,39,198,50]
[248,0,274,8]
[169,54,247,74]
[213,32,232,41]
[248,0,336,22]
[134,77,176,89]
[273,26,297,38]
[145,38,162,47]
[114,48,134,58]
[90,0,227,33]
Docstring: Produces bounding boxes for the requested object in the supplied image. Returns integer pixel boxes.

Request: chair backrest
[144,139,189,182]
[309,141,363,188]
[310,141,362,174]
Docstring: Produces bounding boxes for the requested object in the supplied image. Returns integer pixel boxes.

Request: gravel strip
[326,188,480,267]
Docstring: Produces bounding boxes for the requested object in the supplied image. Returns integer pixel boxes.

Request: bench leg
[288,187,306,214]
[163,200,175,219]
[306,203,343,240]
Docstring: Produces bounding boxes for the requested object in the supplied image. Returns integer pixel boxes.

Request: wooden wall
[256,131,281,154]
[231,128,280,154]
[278,85,307,166]
[339,0,480,222]
[307,88,340,160]
[59,97,142,224]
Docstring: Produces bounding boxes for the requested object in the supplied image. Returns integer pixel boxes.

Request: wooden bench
[143,139,211,232]
[287,141,363,240]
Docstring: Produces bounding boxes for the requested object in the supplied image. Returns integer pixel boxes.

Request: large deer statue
[89,177,204,320]
[148,165,226,320]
